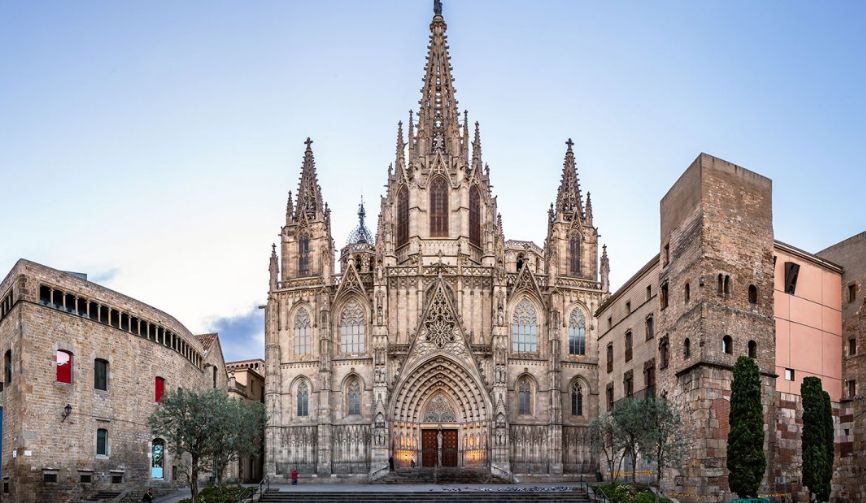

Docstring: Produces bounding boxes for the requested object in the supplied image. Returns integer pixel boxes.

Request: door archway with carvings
[389,356,491,469]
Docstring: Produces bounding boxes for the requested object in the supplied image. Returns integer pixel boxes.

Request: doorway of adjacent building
[421,429,458,467]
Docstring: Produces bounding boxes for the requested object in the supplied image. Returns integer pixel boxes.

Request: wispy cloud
[90,267,120,285]
[207,307,265,362]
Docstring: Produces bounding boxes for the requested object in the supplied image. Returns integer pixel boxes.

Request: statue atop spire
[434,0,442,16]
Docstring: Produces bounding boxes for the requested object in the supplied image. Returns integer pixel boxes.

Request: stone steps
[374,468,510,485]
[259,489,590,503]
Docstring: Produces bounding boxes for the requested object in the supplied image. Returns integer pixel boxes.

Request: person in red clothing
[290,467,298,486]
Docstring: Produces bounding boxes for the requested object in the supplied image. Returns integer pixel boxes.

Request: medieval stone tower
[264,2,608,480]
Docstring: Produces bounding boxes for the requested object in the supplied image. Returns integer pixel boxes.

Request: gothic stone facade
[0,260,228,503]
[264,6,606,481]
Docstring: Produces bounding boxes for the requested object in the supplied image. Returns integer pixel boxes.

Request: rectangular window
[111,474,123,484]
[57,350,73,383]
[850,338,858,357]
[644,365,656,398]
[80,473,92,484]
[624,371,633,397]
[663,243,670,266]
[784,368,795,381]
[625,331,633,363]
[659,335,670,369]
[660,282,669,309]
[43,472,58,483]
[848,283,857,303]
[606,384,614,410]
[39,285,52,305]
[110,309,120,328]
[646,285,652,300]
[155,377,165,403]
[784,262,800,295]
[606,343,613,373]
[625,301,631,314]
[97,428,108,456]
[645,315,655,340]
[88,302,99,321]
[848,380,857,399]
[607,317,612,329]
[94,359,108,391]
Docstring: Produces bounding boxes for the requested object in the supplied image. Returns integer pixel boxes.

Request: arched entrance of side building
[389,356,492,470]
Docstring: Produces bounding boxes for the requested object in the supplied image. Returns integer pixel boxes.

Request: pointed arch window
[347,378,361,415]
[298,234,310,276]
[339,300,365,353]
[511,298,538,353]
[569,234,581,276]
[297,380,309,417]
[571,381,584,416]
[429,177,449,237]
[518,378,532,415]
[294,308,312,356]
[469,185,481,247]
[397,186,409,247]
[568,308,586,355]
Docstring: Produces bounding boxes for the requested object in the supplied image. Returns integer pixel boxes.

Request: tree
[801,377,833,502]
[148,389,227,501]
[639,398,689,503]
[590,411,625,482]
[726,356,766,497]
[611,398,645,483]
[210,398,267,486]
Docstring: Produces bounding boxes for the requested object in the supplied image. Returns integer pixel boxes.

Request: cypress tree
[727,356,765,497]
[801,377,833,502]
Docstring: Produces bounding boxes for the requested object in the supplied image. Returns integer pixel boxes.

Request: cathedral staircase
[258,486,591,503]
[373,467,510,485]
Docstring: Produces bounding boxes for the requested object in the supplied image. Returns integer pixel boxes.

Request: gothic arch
[429,175,449,237]
[389,355,490,424]
[509,296,543,354]
[334,295,369,354]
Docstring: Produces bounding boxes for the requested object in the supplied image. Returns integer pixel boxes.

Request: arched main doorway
[389,356,491,469]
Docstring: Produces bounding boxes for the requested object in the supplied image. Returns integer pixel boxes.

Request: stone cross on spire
[555,138,585,217]
[415,0,461,156]
[294,137,323,221]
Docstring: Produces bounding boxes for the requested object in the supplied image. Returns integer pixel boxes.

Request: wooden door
[421,429,438,467]
[441,429,458,467]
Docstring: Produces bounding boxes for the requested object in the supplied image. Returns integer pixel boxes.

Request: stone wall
[0,260,225,503]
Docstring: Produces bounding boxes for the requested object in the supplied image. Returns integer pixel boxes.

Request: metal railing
[241,476,269,503]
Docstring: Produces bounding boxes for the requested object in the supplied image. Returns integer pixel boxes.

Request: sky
[1,1,864,362]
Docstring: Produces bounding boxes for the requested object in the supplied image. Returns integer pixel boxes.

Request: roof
[195,333,218,352]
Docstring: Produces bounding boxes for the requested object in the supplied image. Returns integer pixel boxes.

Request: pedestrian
[141,488,153,502]
[389,455,394,472]
[291,467,299,486]
[410,457,416,469]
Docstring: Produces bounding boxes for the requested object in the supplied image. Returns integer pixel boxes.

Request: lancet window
[429,177,449,237]
[469,185,481,247]
[294,308,312,356]
[397,186,409,247]
[511,298,538,353]
[339,300,365,353]
[568,308,586,356]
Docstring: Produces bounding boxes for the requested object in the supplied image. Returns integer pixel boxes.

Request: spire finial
[565,138,574,150]
[305,137,313,148]
[434,0,443,16]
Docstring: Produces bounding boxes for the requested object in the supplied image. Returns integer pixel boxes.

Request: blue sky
[2,1,864,362]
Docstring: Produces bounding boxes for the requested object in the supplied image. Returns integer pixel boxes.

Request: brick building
[0,260,228,502]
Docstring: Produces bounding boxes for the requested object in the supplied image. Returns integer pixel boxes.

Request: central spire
[415,0,461,156]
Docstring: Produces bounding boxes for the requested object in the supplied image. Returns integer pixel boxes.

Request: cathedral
[263,1,605,480]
